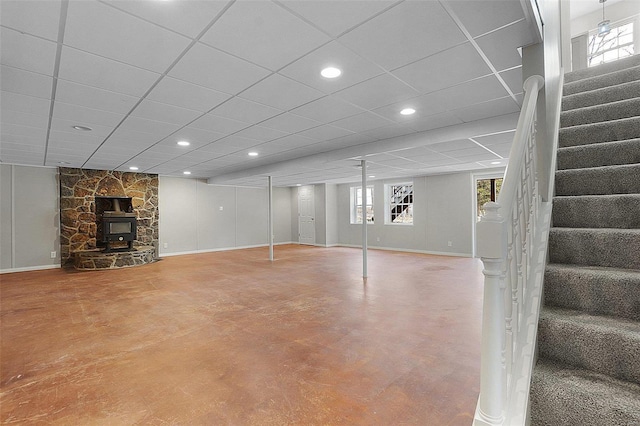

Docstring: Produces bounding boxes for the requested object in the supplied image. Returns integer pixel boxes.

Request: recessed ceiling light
[248,152,259,157]
[491,161,501,165]
[369,175,376,178]
[183,171,191,175]
[129,166,139,171]
[72,125,92,131]
[296,184,302,187]
[321,67,341,79]
[177,140,190,147]
[400,108,416,116]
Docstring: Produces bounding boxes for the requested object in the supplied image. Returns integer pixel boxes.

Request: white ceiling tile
[485,142,512,157]
[338,1,467,70]
[321,132,377,149]
[475,20,534,72]
[409,112,463,133]
[65,0,191,72]
[0,91,51,116]
[372,92,446,123]
[330,112,394,133]
[334,74,419,110]
[0,65,52,99]
[1,122,48,140]
[279,41,384,94]
[58,46,160,97]
[234,126,290,143]
[162,126,226,148]
[297,125,354,141]
[0,27,57,76]
[362,124,415,141]
[131,99,201,127]
[48,129,105,146]
[169,42,270,95]
[290,96,364,123]
[103,0,227,38]
[107,128,162,146]
[499,67,524,95]
[443,0,525,37]
[259,113,321,134]
[116,116,181,138]
[52,101,125,128]
[239,73,324,111]
[200,135,257,155]
[189,113,249,134]
[146,76,231,112]
[1,109,49,129]
[432,75,510,111]
[200,1,330,71]
[279,0,396,37]
[473,130,515,146]
[1,141,46,153]
[428,139,476,153]
[50,117,114,138]
[454,97,520,123]
[270,134,317,150]
[55,79,139,114]
[392,43,491,94]
[210,97,282,125]
[1,133,47,148]
[0,0,61,41]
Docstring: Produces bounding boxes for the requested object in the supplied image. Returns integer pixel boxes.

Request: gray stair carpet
[530,55,640,425]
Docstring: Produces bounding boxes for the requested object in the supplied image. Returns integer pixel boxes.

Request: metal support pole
[361,160,368,278]
[268,176,274,262]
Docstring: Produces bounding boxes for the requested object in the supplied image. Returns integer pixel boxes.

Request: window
[476,177,503,221]
[588,20,634,67]
[351,186,374,224]
[385,183,413,224]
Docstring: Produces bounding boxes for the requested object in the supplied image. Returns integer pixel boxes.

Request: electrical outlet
[163,242,168,249]
[50,251,57,259]
[447,241,452,247]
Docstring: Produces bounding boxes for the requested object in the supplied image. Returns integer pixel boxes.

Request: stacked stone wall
[59,168,158,266]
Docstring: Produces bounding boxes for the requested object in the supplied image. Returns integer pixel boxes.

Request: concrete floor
[1,245,484,425]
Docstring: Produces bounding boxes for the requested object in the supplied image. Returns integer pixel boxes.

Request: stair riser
[552,195,640,228]
[537,316,640,384]
[549,229,640,270]
[564,66,640,96]
[557,139,640,170]
[555,164,640,196]
[544,267,640,321]
[562,81,640,111]
[564,55,640,83]
[558,116,640,148]
[560,98,640,128]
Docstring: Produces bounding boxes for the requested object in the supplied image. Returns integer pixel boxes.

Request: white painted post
[361,160,368,278]
[475,201,507,426]
[268,176,274,262]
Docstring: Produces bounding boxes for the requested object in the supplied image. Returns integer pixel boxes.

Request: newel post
[475,201,508,425]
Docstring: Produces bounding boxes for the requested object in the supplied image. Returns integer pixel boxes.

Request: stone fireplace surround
[59,168,159,267]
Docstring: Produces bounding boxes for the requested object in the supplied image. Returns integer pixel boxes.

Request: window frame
[384,182,414,225]
[350,185,374,225]
[587,19,635,67]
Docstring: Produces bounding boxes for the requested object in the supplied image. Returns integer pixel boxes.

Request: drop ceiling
[0,0,540,187]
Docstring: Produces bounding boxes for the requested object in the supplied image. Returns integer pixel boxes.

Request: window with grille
[385,183,413,224]
[588,20,634,67]
[351,186,374,224]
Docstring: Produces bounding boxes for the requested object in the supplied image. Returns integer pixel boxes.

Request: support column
[361,160,368,278]
[268,176,274,262]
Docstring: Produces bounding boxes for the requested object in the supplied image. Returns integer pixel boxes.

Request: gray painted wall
[314,184,326,246]
[325,184,339,246]
[158,177,292,256]
[0,164,59,272]
[336,172,474,256]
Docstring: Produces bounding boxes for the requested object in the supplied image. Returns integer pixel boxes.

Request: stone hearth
[74,246,155,270]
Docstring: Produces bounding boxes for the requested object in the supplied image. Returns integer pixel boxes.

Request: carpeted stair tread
[537,306,640,384]
[530,359,640,426]
[560,97,640,128]
[563,65,640,96]
[557,138,640,170]
[548,228,640,270]
[544,263,640,321]
[564,54,640,83]
[562,80,640,110]
[558,116,640,148]
[555,163,640,196]
[552,194,640,228]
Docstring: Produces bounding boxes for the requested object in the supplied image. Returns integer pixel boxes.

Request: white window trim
[384,182,414,226]
[587,18,635,67]
[350,185,374,225]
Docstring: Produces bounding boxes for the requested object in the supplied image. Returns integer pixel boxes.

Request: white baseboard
[336,244,472,258]
[0,264,61,274]
[159,242,297,258]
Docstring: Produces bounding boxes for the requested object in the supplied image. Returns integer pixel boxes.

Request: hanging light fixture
[597,0,611,37]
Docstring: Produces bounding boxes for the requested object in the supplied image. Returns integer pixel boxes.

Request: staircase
[529,55,640,425]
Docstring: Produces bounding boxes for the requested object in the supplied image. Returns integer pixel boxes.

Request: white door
[298,186,315,245]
